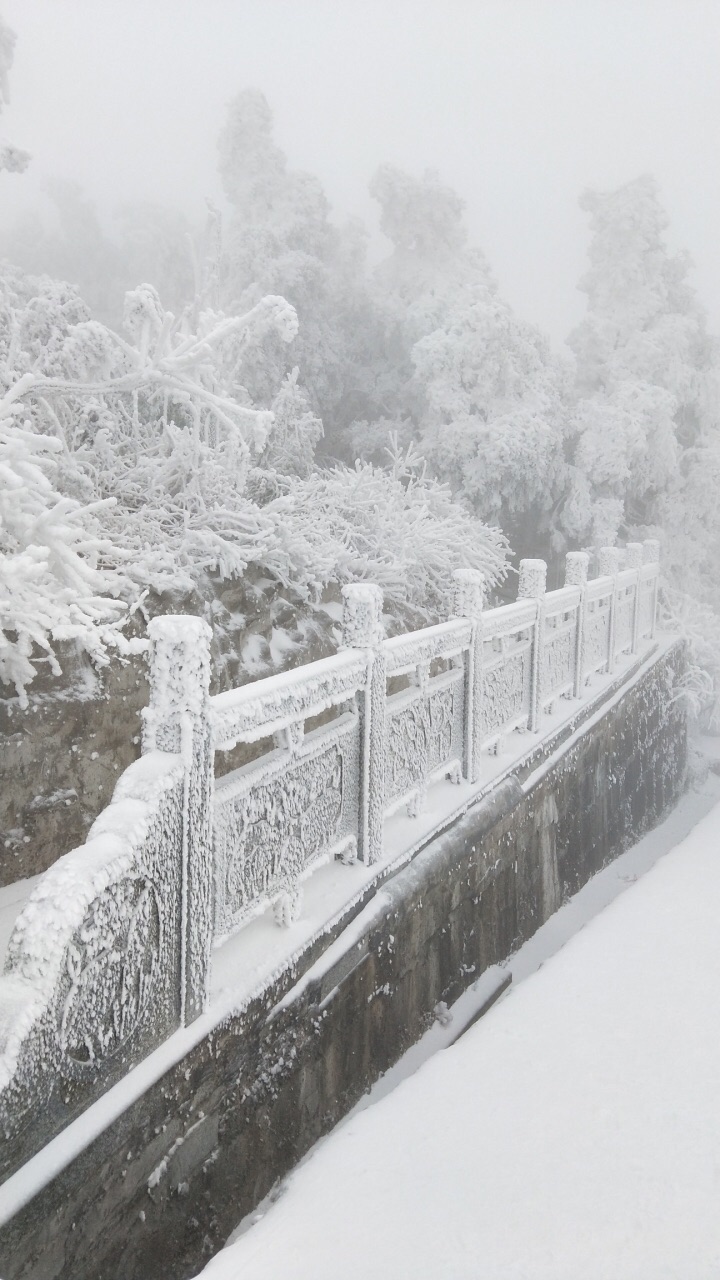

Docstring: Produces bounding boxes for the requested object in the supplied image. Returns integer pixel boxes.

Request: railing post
[643,539,661,638]
[142,615,213,1025]
[598,546,621,672]
[452,568,484,784]
[341,584,385,865]
[625,542,644,653]
[518,558,546,732]
[564,551,589,697]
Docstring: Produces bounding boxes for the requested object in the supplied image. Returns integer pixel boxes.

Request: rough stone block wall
[0,642,687,1280]
[0,580,338,886]
[0,651,147,886]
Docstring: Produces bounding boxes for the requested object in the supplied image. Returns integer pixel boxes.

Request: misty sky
[1,0,718,346]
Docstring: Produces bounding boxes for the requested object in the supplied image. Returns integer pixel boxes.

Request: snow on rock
[197,800,720,1280]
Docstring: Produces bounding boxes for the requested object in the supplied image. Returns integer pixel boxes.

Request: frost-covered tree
[255,367,323,478]
[0,263,302,690]
[115,202,195,321]
[568,175,719,552]
[0,182,196,330]
[569,175,720,721]
[0,13,29,175]
[568,177,720,606]
[2,270,299,581]
[1,262,509,693]
[0,379,124,703]
[571,177,711,405]
[216,90,374,437]
[364,165,570,558]
[0,60,513,697]
[279,437,508,626]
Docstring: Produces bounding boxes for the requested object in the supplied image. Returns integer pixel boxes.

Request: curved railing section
[0,542,660,1179]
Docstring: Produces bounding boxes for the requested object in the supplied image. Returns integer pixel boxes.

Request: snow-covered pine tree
[364,164,570,563]
[216,89,374,440]
[0,13,29,174]
[568,175,720,599]
[1,262,509,694]
[0,378,124,703]
[569,174,720,721]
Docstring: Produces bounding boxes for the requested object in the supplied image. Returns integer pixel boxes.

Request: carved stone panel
[541,626,575,699]
[584,605,610,674]
[0,769,184,1181]
[214,720,359,935]
[481,648,531,740]
[385,685,458,805]
[614,591,635,656]
[57,877,162,1076]
[638,582,655,639]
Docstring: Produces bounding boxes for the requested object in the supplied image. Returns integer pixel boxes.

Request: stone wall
[0,641,687,1280]
[0,651,147,886]
[0,580,338,887]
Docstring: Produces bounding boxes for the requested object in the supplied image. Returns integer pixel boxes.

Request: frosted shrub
[570,176,720,706]
[364,164,571,553]
[0,385,124,702]
[275,438,508,623]
[0,262,509,693]
[0,15,29,175]
[661,585,720,731]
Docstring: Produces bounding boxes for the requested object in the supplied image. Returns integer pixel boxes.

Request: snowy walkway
[198,773,720,1280]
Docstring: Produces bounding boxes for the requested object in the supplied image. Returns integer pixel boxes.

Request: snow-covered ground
[197,758,720,1280]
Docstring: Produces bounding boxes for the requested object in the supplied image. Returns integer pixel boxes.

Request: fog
[1,0,719,345]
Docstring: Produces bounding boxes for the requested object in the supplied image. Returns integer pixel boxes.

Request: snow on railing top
[382,618,472,675]
[211,649,368,749]
[0,541,661,1182]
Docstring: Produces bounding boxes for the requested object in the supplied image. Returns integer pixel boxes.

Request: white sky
[1,0,718,346]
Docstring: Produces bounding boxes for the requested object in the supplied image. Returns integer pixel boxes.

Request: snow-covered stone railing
[0,541,660,1179]
[193,537,658,943]
[0,616,214,1181]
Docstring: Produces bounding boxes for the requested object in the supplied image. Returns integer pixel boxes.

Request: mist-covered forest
[1,11,718,716]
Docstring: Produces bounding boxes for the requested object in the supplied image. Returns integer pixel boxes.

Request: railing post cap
[642,538,661,564]
[144,613,212,753]
[452,568,484,619]
[147,614,212,645]
[625,542,644,568]
[341,582,383,603]
[453,567,484,586]
[564,551,589,587]
[517,558,547,599]
[598,546,621,577]
[340,582,384,649]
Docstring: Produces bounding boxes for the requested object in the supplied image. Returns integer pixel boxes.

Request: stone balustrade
[0,541,661,1181]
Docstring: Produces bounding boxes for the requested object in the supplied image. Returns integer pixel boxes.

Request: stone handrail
[0,542,660,1180]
